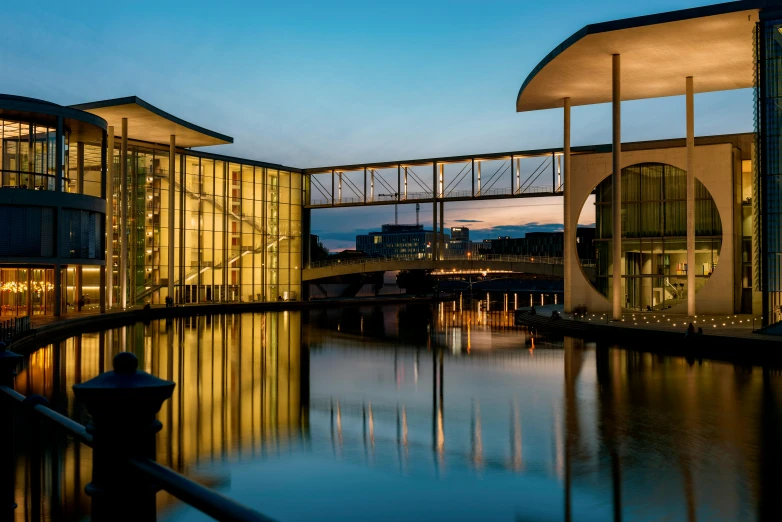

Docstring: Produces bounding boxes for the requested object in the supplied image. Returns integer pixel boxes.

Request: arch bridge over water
[302,254,596,282]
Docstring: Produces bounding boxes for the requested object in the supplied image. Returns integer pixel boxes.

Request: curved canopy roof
[71,96,233,148]
[1,94,107,143]
[516,1,763,112]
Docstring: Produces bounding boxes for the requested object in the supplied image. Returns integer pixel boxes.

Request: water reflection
[13,312,305,522]
[10,304,782,522]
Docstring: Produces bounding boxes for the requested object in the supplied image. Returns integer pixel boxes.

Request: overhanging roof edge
[516,0,758,112]
[70,95,234,145]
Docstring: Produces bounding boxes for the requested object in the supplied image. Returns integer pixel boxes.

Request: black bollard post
[0,341,22,519]
[73,352,175,522]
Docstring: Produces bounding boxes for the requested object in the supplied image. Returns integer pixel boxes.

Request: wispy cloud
[453,219,483,223]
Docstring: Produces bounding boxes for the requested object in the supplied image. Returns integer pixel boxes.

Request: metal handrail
[307,186,557,206]
[0,384,272,521]
[129,459,276,522]
[306,253,585,270]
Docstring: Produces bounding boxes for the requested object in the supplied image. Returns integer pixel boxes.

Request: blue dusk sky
[0,0,753,250]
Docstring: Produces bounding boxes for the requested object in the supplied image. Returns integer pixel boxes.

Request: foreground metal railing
[0,343,274,522]
[306,253,587,270]
[0,316,31,343]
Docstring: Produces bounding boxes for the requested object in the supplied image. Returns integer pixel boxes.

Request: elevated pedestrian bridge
[303,254,594,281]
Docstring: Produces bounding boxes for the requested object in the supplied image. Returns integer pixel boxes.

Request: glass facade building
[110,144,303,306]
[756,9,782,325]
[1,94,304,316]
[591,163,722,311]
[1,95,108,317]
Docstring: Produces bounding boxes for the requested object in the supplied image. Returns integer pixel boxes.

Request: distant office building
[449,227,470,255]
[356,224,447,258]
[489,228,595,261]
[450,227,470,242]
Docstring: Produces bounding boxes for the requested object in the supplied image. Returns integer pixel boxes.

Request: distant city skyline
[0,0,753,250]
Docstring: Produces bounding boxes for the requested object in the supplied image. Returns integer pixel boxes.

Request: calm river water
[10,303,782,522]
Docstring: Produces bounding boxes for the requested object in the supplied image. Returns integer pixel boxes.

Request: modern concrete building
[517,0,782,325]
[3,0,782,329]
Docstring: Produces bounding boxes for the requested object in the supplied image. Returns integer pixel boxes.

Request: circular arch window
[578,163,722,311]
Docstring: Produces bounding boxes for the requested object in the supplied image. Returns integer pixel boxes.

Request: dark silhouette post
[73,352,175,521]
[0,342,22,519]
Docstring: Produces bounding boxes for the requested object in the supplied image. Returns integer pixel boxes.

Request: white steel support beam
[686,76,696,317]
[477,161,482,196]
[106,126,114,308]
[612,55,622,320]
[168,134,176,303]
[563,97,572,313]
[120,117,128,309]
[439,163,444,198]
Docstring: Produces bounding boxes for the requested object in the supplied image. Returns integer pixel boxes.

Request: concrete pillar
[686,76,696,317]
[477,161,482,195]
[76,142,85,309]
[75,267,83,312]
[106,127,114,309]
[440,201,445,259]
[26,270,32,317]
[439,163,444,198]
[432,163,438,263]
[99,266,106,314]
[563,97,573,313]
[612,54,622,320]
[53,264,61,317]
[120,118,128,309]
[168,135,176,303]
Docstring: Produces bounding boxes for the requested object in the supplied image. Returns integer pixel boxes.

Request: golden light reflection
[13,311,305,521]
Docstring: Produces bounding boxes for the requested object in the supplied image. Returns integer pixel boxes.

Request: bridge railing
[307,186,558,207]
[0,347,273,522]
[304,254,595,270]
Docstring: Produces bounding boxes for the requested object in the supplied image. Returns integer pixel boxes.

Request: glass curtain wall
[1,118,67,191]
[592,163,722,311]
[757,14,782,325]
[112,142,303,306]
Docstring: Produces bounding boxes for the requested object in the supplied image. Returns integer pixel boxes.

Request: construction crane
[379,192,400,224]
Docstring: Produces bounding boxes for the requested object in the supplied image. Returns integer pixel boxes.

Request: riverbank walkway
[516,305,782,364]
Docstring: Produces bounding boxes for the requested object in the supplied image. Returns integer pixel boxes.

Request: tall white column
[120,118,128,309]
[686,76,696,317]
[515,157,521,194]
[432,163,438,263]
[168,135,176,303]
[439,163,444,198]
[477,161,482,195]
[106,126,114,308]
[563,97,573,313]
[612,55,622,320]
